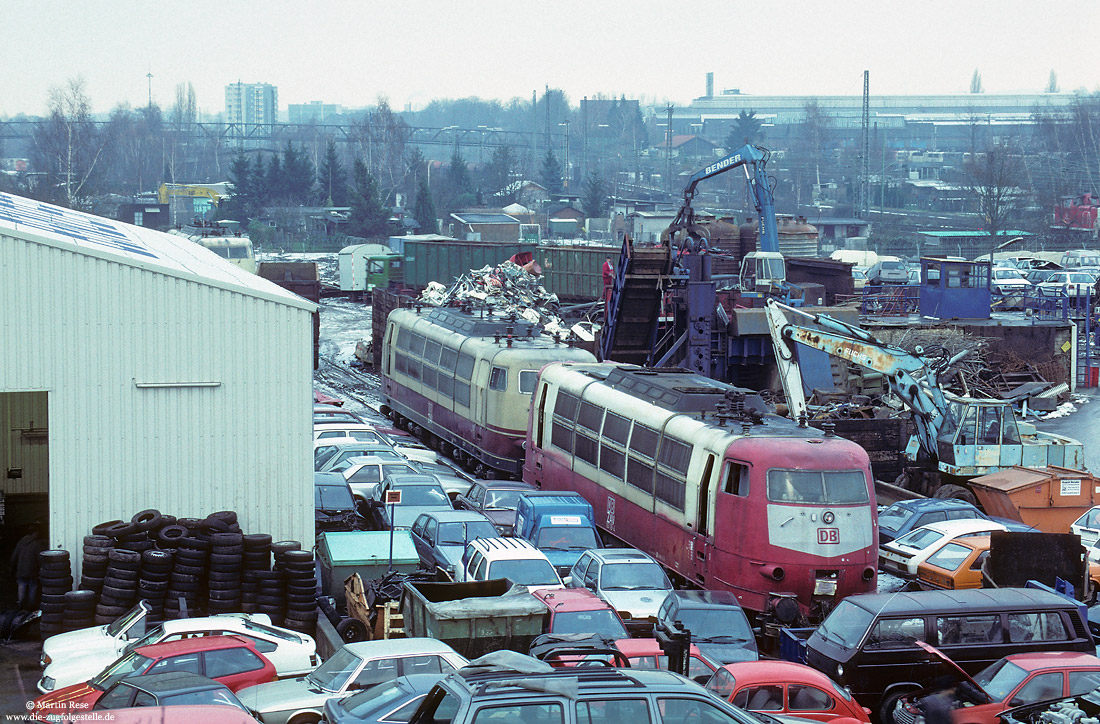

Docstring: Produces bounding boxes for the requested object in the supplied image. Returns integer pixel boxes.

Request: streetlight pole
[990,236,1024,289]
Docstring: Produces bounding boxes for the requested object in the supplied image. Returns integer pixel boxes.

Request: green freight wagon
[536,243,620,302]
[403,239,536,289]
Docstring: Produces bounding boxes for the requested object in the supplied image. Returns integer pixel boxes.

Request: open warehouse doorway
[1,392,49,610]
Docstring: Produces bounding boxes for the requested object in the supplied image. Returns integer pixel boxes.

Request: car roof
[889,498,981,513]
[343,637,462,658]
[842,587,1082,616]
[531,588,616,612]
[667,590,742,609]
[896,519,1004,538]
[315,472,351,486]
[447,663,704,698]
[469,480,534,491]
[136,634,252,656]
[418,510,495,524]
[716,660,836,684]
[613,638,703,657]
[470,537,543,557]
[587,549,655,564]
[388,475,446,487]
[116,670,230,694]
[1003,652,1100,670]
[158,614,272,634]
[947,535,994,548]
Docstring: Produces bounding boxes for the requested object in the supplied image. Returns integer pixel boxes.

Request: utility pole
[146,71,153,107]
[665,104,674,195]
[859,70,870,219]
[545,85,552,156]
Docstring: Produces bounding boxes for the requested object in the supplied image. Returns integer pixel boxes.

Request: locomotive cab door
[712,459,752,588]
[690,453,719,586]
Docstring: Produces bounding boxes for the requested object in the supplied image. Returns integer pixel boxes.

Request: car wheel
[336,617,370,643]
[879,690,912,724]
[287,714,321,724]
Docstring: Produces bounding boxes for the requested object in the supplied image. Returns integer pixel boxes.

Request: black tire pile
[37,508,317,639]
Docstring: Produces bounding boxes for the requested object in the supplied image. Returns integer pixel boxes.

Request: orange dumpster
[968,466,1100,533]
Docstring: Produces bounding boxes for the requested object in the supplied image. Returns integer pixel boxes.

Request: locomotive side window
[599,412,630,479]
[722,462,750,496]
[657,437,691,473]
[575,403,602,464]
[456,353,475,380]
[626,423,659,494]
[424,339,442,365]
[439,347,458,372]
[489,366,508,391]
[519,370,538,394]
[552,391,580,453]
[410,333,426,357]
[397,328,413,350]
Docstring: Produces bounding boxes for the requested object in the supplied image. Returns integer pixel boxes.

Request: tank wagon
[523,362,878,626]
[380,306,595,478]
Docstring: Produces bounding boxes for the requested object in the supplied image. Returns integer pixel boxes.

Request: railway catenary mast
[524,362,878,631]
[380,306,595,479]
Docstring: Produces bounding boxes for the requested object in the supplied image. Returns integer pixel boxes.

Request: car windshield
[123,624,166,653]
[894,528,945,550]
[816,600,875,649]
[106,603,147,638]
[535,526,600,550]
[879,505,915,533]
[766,469,870,504]
[484,490,523,509]
[395,485,450,507]
[316,484,354,509]
[342,679,413,717]
[308,647,364,692]
[488,559,561,586]
[674,609,754,642]
[925,542,972,571]
[438,521,498,546]
[972,659,1029,701]
[600,562,672,591]
[240,619,301,642]
[90,651,153,688]
[551,610,629,639]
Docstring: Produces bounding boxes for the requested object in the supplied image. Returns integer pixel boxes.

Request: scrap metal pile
[418,260,582,338]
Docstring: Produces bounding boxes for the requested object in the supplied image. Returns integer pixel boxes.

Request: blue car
[323,673,445,724]
[878,498,1033,545]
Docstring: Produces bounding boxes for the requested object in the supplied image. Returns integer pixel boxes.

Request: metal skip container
[968,466,1100,532]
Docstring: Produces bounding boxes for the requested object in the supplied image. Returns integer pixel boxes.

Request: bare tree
[32,77,106,208]
[970,69,984,94]
[166,82,197,183]
[1046,70,1059,93]
[961,142,1027,247]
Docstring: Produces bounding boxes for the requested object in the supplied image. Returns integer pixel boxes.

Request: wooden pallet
[380,601,405,640]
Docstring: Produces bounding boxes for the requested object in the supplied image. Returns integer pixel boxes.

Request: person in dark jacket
[11,523,45,609]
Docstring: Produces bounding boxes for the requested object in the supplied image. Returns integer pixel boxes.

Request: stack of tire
[207,531,244,615]
[38,550,73,639]
[138,550,174,626]
[95,549,141,625]
[61,590,96,632]
[80,535,113,594]
[240,534,272,614]
[164,536,207,620]
[279,547,318,634]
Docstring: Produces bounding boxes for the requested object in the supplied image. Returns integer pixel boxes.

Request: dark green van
[804,588,1094,723]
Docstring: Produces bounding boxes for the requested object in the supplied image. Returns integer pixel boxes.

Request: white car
[1037,271,1096,298]
[879,518,1006,578]
[568,548,673,621]
[315,440,404,472]
[38,609,318,694]
[237,638,467,724]
[313,424,388,443]
[1072,506,1100,549]
[991,267,1032,294]
[342,455,421,504]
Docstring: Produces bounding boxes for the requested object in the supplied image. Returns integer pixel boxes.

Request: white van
[461,537,565,591]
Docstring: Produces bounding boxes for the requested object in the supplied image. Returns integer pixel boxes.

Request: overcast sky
[4,0,1098,118]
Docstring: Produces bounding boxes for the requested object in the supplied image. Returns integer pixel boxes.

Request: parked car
[879,498,995,545]
[657,590,758,664]
[313,425,388,443]
[1071,505,1100,548]
[1026,268,1063,285]
[611,637,720,685]
[991,267,1032,295]
[530,587,629,640]
[706,660,871,723]
[406,461,473,500]
[917,534,992,591]
[853,268,869,291]
[363,476,453,531]
[461,537,564,591]
[893,651,1100,724]
[404,652,766,724]
[33,636,275,715]
[409,510,499,577]
[88,672,252,713]
[314,405,365,425]
[568,549,673,621]
[454,479,536,535]
[39,609,313,694]
[323,673,446,724]
[238,638,467,724]
[316,442,403,472]
[880,519,1006,578]
[1037,271,1096,297]
[342,456,421,506]
[804,588,1096,722]
[315,472,364,533]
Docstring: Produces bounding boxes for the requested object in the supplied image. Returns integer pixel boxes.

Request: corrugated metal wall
[0,232,314,575]
[2,391,49,494]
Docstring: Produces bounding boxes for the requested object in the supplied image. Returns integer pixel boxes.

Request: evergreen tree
[447,148,472,196]
[347,158,390,238]
[581,169,607,218]
[265,153,285,203]
[413,174,437,233]
[726,110,763,148]
[317,141,348,206]
[486,144,517,200]
[540,149,563,193]
[281,141,315,203]
[226,153,254,221]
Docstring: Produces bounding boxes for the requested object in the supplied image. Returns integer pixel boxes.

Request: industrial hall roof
[0,192,314,311]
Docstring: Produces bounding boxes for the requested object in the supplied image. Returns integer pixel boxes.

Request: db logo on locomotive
[817,528,840,544]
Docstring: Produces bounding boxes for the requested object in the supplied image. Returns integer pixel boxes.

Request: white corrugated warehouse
[0,192,315,576]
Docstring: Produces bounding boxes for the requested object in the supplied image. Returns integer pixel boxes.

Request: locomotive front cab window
[722,462,750,496]
[766,470,869,504]
[489,366,508,391]
[519,370,538,394]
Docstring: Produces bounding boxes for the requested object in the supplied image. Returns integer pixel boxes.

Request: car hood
[42,626,119,663]
[601,590,669,619]
[34,681,100,710]
[914,641,988,697]
[484,509,517,530]
[694,640,759,664]
[41,655,110,692]
[236,676,330,713]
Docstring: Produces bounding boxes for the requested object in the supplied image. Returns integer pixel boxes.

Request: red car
[706,660,872,723]
[31,635,275,719]
[893,651,1100,724]
[611,637,719,685]
[532,587,629,640]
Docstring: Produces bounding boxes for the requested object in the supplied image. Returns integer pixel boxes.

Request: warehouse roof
[0,192,314,311]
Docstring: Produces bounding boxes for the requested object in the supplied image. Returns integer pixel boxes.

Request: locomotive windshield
[765,470,869,504]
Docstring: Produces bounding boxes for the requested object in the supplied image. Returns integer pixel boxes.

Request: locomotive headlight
[823,511,835,524]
